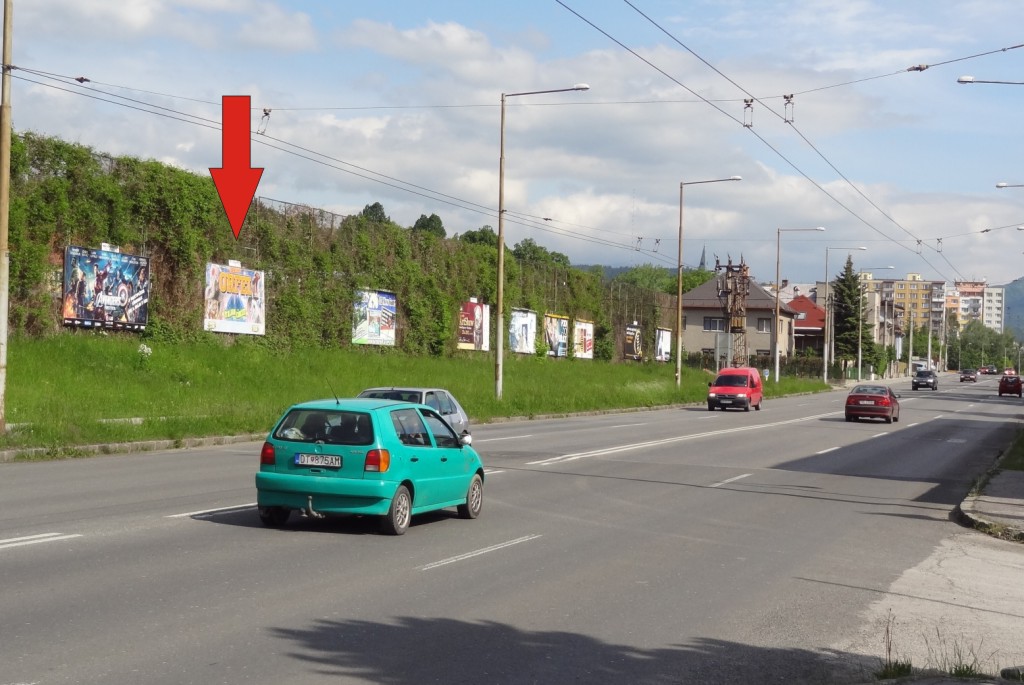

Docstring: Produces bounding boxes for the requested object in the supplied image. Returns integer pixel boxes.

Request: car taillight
[260,442,276,465]
[846,397,858,405]
[364,449,391,472]
[877,397,891,407]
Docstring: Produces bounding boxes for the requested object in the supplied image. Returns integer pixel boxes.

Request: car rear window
[359,389,423,403]
[273,409,374,446]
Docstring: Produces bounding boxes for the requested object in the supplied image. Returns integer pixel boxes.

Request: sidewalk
[866,469,1024,684]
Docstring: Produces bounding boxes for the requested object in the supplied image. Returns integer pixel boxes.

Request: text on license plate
[295,453,341,467]
[858,400,874,405]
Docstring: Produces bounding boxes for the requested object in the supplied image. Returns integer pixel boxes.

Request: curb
[0,433,266,464]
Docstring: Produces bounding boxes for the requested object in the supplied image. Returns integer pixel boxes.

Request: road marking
[527,411,840,466]
[167,503,256,519]
[0,532,83,550]
[946,438,966,444]
[483,468,505,475]
[421,534,541,570]
[710,473,751,488]
[609,422,647,428]
[476,435,532,443]
[934,415,944,419]
[873,433,888,438]
[816,447,839,455]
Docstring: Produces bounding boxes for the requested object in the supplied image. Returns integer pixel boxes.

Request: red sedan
[845,384,901,424]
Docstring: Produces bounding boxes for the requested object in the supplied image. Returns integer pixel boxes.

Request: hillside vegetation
[10,131,698,358]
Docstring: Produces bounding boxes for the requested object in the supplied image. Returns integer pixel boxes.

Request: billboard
[457,300,490,351]
[509,309,537,354]
[573,320,594,360]
[544,314,569,357]
[655,328,672,362]
[203,262,266,335]
[62,245,150,331]
[353,289,396,346]
[624,324,643,361]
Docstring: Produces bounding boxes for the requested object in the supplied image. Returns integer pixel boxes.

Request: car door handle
[440,457,448,462]
[410,457,419,463]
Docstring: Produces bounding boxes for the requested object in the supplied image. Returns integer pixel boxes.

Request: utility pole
[0,0,13,434]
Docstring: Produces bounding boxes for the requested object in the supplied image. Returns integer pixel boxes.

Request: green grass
[1001,428,1024,471]
[1,334,828,455]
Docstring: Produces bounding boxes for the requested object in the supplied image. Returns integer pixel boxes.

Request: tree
[412,213,445,238]
[831,256,869,363]
[459,225,498,247]
[360,202,389,224]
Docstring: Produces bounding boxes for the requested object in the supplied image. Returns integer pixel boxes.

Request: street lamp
[856,267,893,381]
[958,76,1024,85]
[675,175,742,388]
[773,227,825,383]
[822,246,866,384]
[997,182,1024,189]
[496,83,590,400]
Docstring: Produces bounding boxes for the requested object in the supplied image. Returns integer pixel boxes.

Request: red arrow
[210,95,264,240]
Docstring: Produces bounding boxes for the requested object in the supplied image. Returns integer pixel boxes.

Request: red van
[707,367,764,412]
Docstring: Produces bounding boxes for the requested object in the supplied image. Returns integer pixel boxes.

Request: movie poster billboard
[624,324,643,361]
[457,300,490,351]
[353,289,396,346]
[655,328,673,362]
[543,313,569,357]
[203,262,266,335]
[62,245,151,331]
[573,320,594,360]
[509,308,537,354]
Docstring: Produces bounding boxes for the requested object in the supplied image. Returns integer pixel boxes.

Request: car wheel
[381,485,412,535]
[845,415,854,422]
[258,506,290,528]
[754,400,762,411]
[707,403,714,411]
[744,403,750,412]
[457,474,483,520]
[885,414,893,424]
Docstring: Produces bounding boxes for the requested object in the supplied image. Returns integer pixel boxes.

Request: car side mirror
[708,382,712,387]
[459,432,473,447]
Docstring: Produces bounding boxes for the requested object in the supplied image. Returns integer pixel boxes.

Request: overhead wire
[614,0,960,281]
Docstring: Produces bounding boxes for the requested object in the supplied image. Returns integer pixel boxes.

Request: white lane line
[421,534,542,570]
[483,468,505,475]
[167,503,257,519]
[609,423,647,428]
[907,422,920,427]
[873,433,888,438]
[934,415,944,419]
[0,532,83,550]
[946,438,966,444]
[476,435,532,443]
[710,473,751,488]
[816,446,839,455]
[527,410,840,466]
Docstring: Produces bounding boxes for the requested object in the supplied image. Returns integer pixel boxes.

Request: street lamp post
[496,83,589,400]
[997,182,1024,189]
[675,176,742,388]
[774,227,825,383]
[822,246,866,384]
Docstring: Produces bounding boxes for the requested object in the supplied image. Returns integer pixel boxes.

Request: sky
[11,0,1024,288]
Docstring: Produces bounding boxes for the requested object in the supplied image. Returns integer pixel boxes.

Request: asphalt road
[1,375,1021,684]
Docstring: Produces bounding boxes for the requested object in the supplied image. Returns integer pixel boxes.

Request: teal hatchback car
[256,398,484,535]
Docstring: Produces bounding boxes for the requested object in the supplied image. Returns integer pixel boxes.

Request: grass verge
[2,334,828,457]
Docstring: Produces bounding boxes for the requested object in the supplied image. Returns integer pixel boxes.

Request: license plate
[295,453,341,468]
[859,400,874,405]
[719,399,732,404]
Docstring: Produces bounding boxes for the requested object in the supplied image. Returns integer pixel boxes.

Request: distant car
[912,369,938,391]
[982,365,999,375]
[357,387,470,435]
[999,375,1023,398]
[706,367,764,412]
[1005,369,1017,376]
[959,369,978,383]
[255,398,485,535]
[845,384,900,423]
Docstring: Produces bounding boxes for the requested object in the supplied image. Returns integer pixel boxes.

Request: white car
[357,387,471,435]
